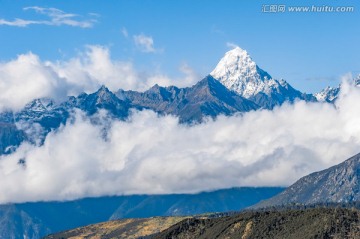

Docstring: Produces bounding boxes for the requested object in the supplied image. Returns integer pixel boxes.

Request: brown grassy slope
[154,207,360,239]
[44,216,188,239]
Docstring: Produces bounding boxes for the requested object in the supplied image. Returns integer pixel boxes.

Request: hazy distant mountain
[253,153,360,209]
[0,187,283,239]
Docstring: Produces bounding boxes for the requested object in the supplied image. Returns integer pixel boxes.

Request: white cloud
[0,45,199,111]
[145,63,200,88]
[179,62,201,86]
[1,79,360,203]
[50,45,141,94]
[133,34,156,53]
[0,18,38,27]
[0,6,97,28]
[51,45,187,92]
[0,53,68,111]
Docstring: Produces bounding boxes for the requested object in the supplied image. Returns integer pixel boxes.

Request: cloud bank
[0,6,97,28]
[1,80,360,203]
[0,45,198,111]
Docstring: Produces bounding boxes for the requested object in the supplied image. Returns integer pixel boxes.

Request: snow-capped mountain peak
[210,47,275,98]
[24,98,56,112]
[315,74,360,102]
[213,47,255,71]
[314,86,340,102]
[209,46,313,107]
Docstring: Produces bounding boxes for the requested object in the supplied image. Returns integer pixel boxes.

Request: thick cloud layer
[1,80,360,203]
[0,46,198,111]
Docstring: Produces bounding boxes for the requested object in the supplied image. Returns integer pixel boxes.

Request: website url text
[262,5,354,13]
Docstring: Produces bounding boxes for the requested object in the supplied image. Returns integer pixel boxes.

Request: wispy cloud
[226,42,239,49]
[133,34,156,53]
[179,62,201,85]
[0,6,98,28]
[211,25,225,35]
[121,27,128,38]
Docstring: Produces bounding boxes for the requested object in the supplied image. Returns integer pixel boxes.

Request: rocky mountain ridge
[253,152,360,208]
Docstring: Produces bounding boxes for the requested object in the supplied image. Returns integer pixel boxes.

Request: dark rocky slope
[154,207,360,239]
[254,153,360,209]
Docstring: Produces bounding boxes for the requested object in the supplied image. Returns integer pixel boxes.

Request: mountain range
[0,46,356,155]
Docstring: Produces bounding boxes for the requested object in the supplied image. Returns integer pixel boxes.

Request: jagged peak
[147,84,161,91]
[315,75,360,102]
[210,46,274,98]
[192,75,221,88]
[315,85,340,102]
[94,85,116,98]
[88,85,121,105]
[97,85,111,93]
[24,97,56,112]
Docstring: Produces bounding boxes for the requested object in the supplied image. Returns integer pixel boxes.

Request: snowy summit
[210,47,281,98]
[314,86,340,102]
[315,74,360,102]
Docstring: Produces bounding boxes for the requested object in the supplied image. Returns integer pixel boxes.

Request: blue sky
[0,0,359,93]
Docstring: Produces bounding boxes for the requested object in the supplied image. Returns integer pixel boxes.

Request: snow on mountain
[210,47,314,108]
[210,47,274,98]
[315,74,360,102]
[22,98,57,113]
[314,86,340,102]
